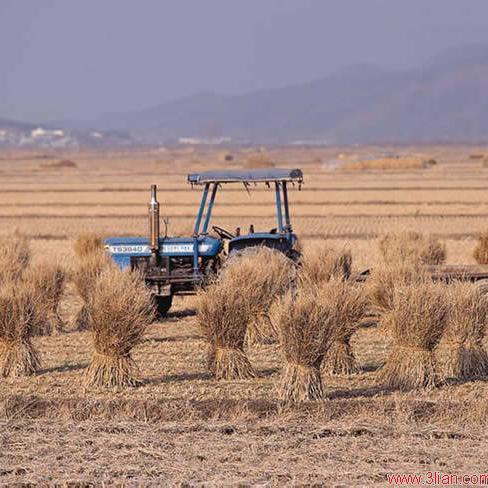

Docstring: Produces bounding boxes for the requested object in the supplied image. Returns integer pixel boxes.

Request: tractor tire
[287,249,302,264]
[154,294,173,320]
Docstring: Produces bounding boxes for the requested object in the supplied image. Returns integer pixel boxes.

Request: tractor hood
[105,236,222,258]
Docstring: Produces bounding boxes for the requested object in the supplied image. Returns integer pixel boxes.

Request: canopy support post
[202,183,218,234]
[275,182,284,233]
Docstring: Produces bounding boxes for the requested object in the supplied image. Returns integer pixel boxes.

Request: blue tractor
[105,168,303,316]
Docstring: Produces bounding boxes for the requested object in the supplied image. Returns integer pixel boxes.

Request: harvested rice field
[1,146,488,485]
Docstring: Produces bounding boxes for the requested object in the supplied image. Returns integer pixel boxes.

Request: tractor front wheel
[153,295,173,320]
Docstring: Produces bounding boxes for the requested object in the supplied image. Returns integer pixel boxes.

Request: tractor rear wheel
[154,295,173,319]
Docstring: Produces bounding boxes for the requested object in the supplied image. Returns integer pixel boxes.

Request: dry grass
[197,261,260,380]
[272,289,329,402]
[243,152,275,169]
[436,282,488,380]
[322,334,359,376]
[379,232,446,265]
[298,243,364,376]
[234,248,296,344]
[198,247,294,376]
[299,243,352,285]
[28,263,66,335]
[3,147,488,483]
[0,294,487,484]
[473,231,488,264]
[40,159,78,169]
[321,283,369,376]
[73,233,104,259]
[85,268,154,388]
[0,282,40,377]
[342,157,435,171]
[0,232,30,285]
[71,252,111,330]
[366,259,428,319]
[4,147,488,249]
[0,235,65,335]
[273,279,367,402]
[377,281,450,390]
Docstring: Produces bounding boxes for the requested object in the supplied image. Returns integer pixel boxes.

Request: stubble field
[1,146,487,485]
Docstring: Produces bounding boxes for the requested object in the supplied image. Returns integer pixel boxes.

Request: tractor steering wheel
[212,225,234,240]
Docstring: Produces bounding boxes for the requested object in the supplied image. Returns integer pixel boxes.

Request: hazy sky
[1,0,488,122]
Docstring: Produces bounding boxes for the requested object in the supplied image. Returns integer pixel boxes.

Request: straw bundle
[84,268,154,388]
[72,253,111,330]
[298,244,362,375]
[299,243,352,285]
[377,281,449,390]
[322,332,358,376]
[366,260,428,318]
[0,282,40,377]
[379,232,446,265]
[0,233,30,285]
[238,248,295,345]
[28,263,66,335]
[273,289,329,402]
[274,278,366,402]
[244,152,275,169]
[436,282,488,380]
[321,281,369,376]
[73,233,104,259]
[197,259,261,380]
[473,231,488,264]
[421,236,447,265]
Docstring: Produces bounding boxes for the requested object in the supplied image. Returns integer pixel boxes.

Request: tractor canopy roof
[187,168,303,185]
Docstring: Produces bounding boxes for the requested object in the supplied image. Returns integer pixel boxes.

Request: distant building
[179,136,231,145]
[31,127,65,138]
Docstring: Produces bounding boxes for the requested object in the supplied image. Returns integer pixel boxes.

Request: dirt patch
[40,159,78,169]
[243,152,275,168]
[342,157,436,171]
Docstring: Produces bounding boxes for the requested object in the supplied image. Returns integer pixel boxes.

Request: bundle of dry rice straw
[273,277,367,402]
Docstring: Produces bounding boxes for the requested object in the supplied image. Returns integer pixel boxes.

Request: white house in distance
[31,127,65,138]
[179,136,231,145]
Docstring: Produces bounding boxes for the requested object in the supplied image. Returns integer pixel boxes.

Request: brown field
[1,145,488,485]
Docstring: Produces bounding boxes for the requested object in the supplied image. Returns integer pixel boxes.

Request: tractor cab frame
[188,168,303,260]
[105,168,303,316]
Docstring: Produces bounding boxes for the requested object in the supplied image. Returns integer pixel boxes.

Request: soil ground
[1,146,488,485]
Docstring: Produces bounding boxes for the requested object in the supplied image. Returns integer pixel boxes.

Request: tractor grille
[131,255,193,279]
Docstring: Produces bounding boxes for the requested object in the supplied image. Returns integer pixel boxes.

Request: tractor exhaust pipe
[149,184,160,258]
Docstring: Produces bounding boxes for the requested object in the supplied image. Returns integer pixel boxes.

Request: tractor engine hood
[105,236,221,258]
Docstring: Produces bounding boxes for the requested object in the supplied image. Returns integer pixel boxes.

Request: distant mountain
[48,44,488,144]
[0,117,36,131]
[98,64,405,143]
